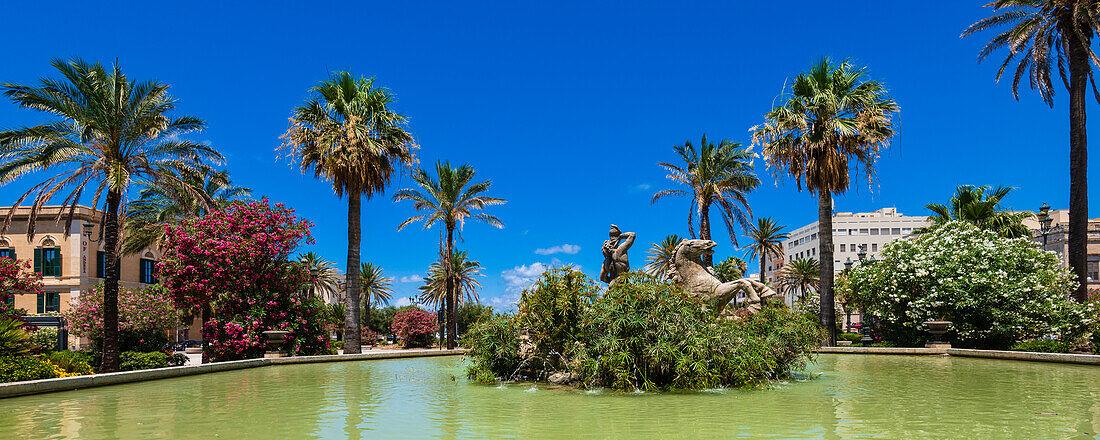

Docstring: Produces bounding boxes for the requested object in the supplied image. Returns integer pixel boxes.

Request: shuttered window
[140,259,157,284]
[0,248,13,259]
[34,248,62,277]
[36,292,60,314]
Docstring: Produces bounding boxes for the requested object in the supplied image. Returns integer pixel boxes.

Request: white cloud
[394,297,412,307]
[636,183,651,190]
[399,274,424,283]
[627,183,651,194]
[500,261,583,295]
[534,244,581,255]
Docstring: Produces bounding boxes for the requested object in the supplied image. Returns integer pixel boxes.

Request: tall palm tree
[123,167,250,255]
[418,250,484,311]
[752,58,899,345]
[394,161,504,349]
[0,58,221,372]
[644,234,681,280]
[713,255,748,282]
[742,217,789,283]
[360,261,393,331]
[780,258,820,306]
[652,135,760,267]
[298,252,340,300]
[281,72,416,354]
[919,185,1031,238]
[963,3,1100,303]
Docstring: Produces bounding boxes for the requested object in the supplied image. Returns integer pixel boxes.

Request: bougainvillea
[842,221,1096,348]
[0,257,43,320]
[64,284,180,341]
[391,307,436,348]
[160,199,334,361]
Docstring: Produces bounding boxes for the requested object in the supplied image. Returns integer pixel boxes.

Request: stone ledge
[946,348,1100,365]
[0,349,466,399]
[815,346,948,355]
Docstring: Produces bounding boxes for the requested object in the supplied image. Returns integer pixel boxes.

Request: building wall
[1020,208,1100,286]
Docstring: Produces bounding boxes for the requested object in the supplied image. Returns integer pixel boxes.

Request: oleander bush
[1009,340,1071,353]
[465,270,823,391]
[392,307,436,348]
[65,284,180,352]
[0,356,58,382]
[842,222,1097,349]
[29,327,58,353]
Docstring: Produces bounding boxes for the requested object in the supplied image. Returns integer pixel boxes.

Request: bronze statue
[599,224,635,283]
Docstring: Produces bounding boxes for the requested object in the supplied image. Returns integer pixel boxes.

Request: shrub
[0,356,58,382]
[0,317,32,356]
[516,268,597,355]
[465,270,823,391]
[838,333,863,343]
[843,222,1096,349]
[1009,340,1071,353]
[29,327,59,353]
[392,307,436,348]
[361,328,379,346]
[119,351,174,371]
[0,257,44,321]
[65,284,180,343]
[46,351,94,376]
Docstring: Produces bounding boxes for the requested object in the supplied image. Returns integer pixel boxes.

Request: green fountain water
[1,354,1097,439]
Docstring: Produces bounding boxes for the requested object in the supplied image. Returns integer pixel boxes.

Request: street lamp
[857,244,867,263]
[1036,202,1062,249]
[844,258,853,271]
[308,267,318,298]
[82,222,101,243]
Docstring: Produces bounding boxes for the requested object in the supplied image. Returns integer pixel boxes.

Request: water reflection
[0,355,1097,439]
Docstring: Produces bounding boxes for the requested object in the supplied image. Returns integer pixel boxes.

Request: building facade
[1020,208,1100,288]
[0,205,199,347]
[764,207,930,309]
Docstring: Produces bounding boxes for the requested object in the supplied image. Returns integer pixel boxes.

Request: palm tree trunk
[699,201,712,267]
[445,225,457,350]
[343,191,362,354]
[818,190,837,346]
[100,190,122,373]
[1068,23,1091,303]
[759,253,766,284]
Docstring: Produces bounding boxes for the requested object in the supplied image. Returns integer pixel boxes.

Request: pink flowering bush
[65,284,179,342]
[0,257,43,320]
[160,199,334,361]
[392,307,437,348]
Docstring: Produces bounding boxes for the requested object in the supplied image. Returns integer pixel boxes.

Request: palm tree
[418,250,485,311]
[780,258,819,305]
[644,234,681,280]
[0,58,222,372]
[360,262,393,332]
[123,167,250,255]
[742,217,789,283]
[394,161,504,349]
[713,256,748,282]
[652,135,760,267]
[963,4,1100,303]
[298,252,340,299]
[281,72,416,354]
[919,185,1031,238]
[752,58,899,346]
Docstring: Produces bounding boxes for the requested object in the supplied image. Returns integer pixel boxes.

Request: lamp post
[1036,202,1063,251]
[82,222,101,243]
[308,267,318,298]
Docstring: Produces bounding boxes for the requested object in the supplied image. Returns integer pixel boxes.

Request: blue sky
[0,1,1095,310]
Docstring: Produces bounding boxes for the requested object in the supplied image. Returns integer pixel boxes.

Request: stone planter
[263,330,290,358]
[923,321,952,349]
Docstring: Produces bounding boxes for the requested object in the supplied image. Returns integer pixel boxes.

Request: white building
[764,208,930,309]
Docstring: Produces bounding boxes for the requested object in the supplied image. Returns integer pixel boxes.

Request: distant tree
[713,256,748,283]
[919,185,1031,238]
[652,135,759,267]
[281,72,416,354]
[742,217,789,283]
[963,0,1100,303]
[644,234,681,280]
[0,58,222,372]
[780,258,819,305]
[418,250,485,316]
[395,162,504,349]
[456,302,494,337]
[360,262,393,327]
[298,252,340,299]
[753,58,899,346]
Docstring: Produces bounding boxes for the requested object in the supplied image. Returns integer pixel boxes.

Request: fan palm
[123,167,250,255]
[281,72,416,354]
[418,250,484,311]
[751,58,899,345]
[919,185,1031,238]
[742,217,789,283]
[652,135,759,267]
[644,234,681,280]
[963,2,1100,302]
[0,58,222,372]
[360,262,393,331]
[298,252,340,300]
[780,258,819,305]
[394,161,504,349]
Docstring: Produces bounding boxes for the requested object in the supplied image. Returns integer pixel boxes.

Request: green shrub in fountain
[464,269,823,391]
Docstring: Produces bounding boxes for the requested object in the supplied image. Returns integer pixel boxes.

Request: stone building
[1020,207,1100,289]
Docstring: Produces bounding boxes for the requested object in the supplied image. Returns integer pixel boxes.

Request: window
[0,248,13,259]
[849,229,857,235]
[97,252,121,279]
[859,229,869,235]
[902,228,912,234]
[892,228,901,235]
[140,258,158,284]
[34,247,62,277]
[840,244,847,252]
[37,292,60,314]
[872,243,878,252]
[870,228,880,235]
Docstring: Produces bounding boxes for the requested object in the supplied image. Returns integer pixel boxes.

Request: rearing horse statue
[668,239,778,315]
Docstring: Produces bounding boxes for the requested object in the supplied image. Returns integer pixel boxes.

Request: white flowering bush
[841,221,1095,348]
